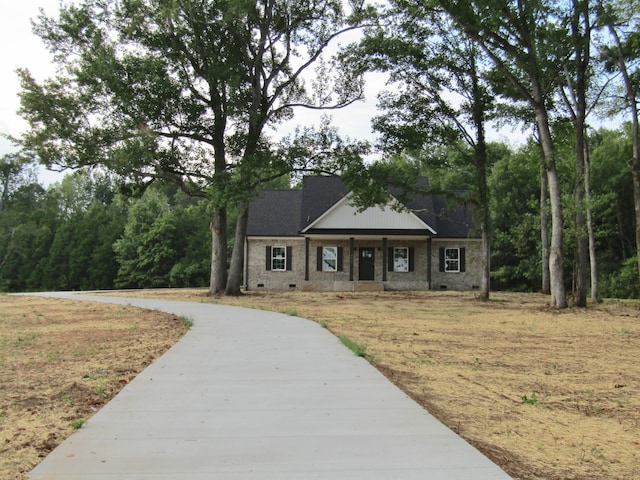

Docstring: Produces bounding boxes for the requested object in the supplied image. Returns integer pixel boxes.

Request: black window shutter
[317,247,323,271]
[337,247,344,271]
[460,247,466,272]
[409,247,415,272]
[439,247,445,272]
[286,246,293,270]
[266,246,272,271]
[387,247,394,271]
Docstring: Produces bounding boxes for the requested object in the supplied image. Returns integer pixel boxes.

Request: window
[393,247,409,272]
[438,247,465,273]
[316,246,343,271]
[271,246,286,271]
[266,246,291,271]
[322,247,337,271]
[387,247,414,272]
[445,248,460,272]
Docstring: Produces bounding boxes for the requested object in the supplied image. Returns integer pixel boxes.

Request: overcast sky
[0,2,381,165]
[1,2,58,149]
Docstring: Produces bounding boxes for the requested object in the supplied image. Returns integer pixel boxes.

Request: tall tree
[0,182,59,292]
[438,0,572,307]
[113,188,177,288]
[559,0,593,306]
[18,0,369,295]
[590,127,635,255]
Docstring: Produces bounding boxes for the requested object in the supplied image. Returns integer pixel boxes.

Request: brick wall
[246,238,306,290]
[246,237,481,291]
[430,239,482,291]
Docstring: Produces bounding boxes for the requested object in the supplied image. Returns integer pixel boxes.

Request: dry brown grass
[0,295,188,480]
[2,290,639,479]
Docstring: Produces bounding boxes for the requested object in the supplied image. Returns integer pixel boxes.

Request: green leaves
[19,0,368,201]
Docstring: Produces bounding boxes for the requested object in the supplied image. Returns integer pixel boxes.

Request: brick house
[245,175,481,292]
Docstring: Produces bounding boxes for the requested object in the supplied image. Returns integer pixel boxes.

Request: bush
[601,257,640,299]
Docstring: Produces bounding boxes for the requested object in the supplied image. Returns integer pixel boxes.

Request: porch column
[244,238,249,290]
[382,237,388,281]
[427,237,432,289]
[305,237,310,281]
[349,237,354,281]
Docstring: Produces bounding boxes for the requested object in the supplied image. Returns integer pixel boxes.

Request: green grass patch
[71,418,86,430]
[94,381,106,395]
[338,334,368,358]
[14,331,41,347]
[416,355,438,366]
[72,347,99,358]
[179,315,194,328]
[280,308,298,316]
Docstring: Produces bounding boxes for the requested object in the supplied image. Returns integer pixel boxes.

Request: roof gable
[302,193,436,233]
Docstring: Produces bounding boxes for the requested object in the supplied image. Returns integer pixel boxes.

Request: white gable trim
[301,192,437,234]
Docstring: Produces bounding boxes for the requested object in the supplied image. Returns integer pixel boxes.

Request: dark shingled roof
[247,175,477,238]
[431,194,476,238]
[246,189,303,236]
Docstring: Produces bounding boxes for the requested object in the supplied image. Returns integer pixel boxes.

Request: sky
[1,2,59,150]
[1,1,64,183]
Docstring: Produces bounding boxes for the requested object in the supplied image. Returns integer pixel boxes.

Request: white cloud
[1,2,61,144]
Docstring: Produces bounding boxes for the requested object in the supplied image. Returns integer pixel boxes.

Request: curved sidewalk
[28,292,512,479]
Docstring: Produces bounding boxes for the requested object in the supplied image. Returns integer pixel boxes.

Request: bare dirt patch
[0,295,189,480]
[109,289,640,480]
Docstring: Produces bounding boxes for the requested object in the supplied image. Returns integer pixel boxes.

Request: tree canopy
[18,0,372,294]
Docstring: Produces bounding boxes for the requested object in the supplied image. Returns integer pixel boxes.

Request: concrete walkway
[28,292,512,479]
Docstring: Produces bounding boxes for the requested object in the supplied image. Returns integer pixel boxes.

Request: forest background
[1,124,637,298]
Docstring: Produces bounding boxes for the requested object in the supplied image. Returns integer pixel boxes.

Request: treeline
[0,168,211,292]
[1,124,637,297]
[486,127,637,298]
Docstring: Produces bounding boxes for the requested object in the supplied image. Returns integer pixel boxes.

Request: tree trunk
[540,162,551,295]
[547,164,567,308]
[209,207,228,295]
[476,143,490,301]
[569,0,589,307]
[468,49,491,301]
[536,110,567,308]
[225,202,249,295]
[574,121,588,307]
[584,141,598,302]
[480,221,490,300]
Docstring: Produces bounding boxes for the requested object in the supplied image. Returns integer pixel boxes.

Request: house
[245,175,481,292]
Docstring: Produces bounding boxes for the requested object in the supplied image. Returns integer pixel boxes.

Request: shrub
[601,257,640,299]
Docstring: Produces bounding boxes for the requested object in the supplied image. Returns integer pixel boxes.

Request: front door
[358,247,375,280]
